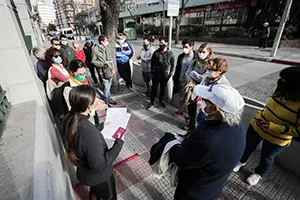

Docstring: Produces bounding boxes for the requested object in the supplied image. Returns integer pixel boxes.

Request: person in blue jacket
[259,22,270,49]
[116,33,134,89]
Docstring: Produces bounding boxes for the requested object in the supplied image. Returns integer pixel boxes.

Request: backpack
[51,82,71,119]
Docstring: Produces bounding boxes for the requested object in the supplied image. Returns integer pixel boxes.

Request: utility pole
[168,16,173,49]
[270,0,293,57]
[162,0,165,37]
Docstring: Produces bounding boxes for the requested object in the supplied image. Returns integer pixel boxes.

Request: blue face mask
[53,56,62,64]
[86,39,91,44]
[143,44,149,50]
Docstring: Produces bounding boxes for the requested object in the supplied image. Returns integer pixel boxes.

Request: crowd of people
[32,34,300,200]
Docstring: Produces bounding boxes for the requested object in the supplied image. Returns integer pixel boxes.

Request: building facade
[53,0,75,29]
[37,0,56,29]
[119,0,251,31]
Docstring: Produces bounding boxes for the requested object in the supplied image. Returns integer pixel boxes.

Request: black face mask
[159,44,166,50]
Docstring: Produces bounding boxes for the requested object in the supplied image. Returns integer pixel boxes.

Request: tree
[47,23,57,32]
[99,0,121,92]
[175,0,189,44]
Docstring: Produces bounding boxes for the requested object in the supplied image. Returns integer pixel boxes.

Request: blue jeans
[240,125,287,176]
[103,78,112,104]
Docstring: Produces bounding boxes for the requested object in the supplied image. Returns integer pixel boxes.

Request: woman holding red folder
[63,85,124,200]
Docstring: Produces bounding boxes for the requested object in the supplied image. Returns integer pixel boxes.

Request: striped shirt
[251,96,300,146]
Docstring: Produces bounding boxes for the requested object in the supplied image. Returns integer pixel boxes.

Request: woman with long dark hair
[64,85,123,200]
[233,66,300,186]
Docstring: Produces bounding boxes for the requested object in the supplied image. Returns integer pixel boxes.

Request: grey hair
[219,108,243,126]
[32,46,45,59]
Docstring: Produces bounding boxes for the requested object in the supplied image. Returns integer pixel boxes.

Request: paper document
[101,108,131,140]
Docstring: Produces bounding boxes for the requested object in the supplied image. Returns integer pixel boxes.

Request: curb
[173,44,300,66]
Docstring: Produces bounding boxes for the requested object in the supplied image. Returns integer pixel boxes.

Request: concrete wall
[0,0,75,199]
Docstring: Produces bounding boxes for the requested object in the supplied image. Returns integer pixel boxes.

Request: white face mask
[74,44,79,48]
[198,52,208,60]
[117,39,125,44]
[183,48,190,54]
[206,70,218,78]
[55,45,61,50]
[201,101,208,116]
[104,42,109,47]
[61,41,68,46]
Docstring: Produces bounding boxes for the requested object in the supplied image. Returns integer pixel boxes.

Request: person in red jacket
[73,40,86,63]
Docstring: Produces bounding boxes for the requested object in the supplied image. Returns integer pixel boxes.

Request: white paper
[102,108,131,140]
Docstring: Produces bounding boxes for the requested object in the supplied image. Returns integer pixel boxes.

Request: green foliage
[47,23,56,32]
[144,25,160,35]
[214,27,247,38]
[126,21,136,28]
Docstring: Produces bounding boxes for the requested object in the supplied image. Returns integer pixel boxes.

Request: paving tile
[137,130,160,150]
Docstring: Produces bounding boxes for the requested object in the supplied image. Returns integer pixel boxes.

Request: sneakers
[142,92,149,97]
[233,162,246,172]
[159,101,166,108]
[175,111,183,116]
[109,99,117,105]
[146,102,154,110]
[246,173,262,186]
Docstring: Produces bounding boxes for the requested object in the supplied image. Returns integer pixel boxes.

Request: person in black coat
[173,39,196,116]
[170,84,246,200]
[146,36,175,110]
[63,85,123,200]
[83,36,101,84]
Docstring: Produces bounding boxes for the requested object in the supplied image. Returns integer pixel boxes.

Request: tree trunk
[175,0,189,44]
[175,16,182,44]
[100,0,121,93]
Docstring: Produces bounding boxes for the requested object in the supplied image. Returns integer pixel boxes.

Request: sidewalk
[128,37,300,65]
[73,86,300,200]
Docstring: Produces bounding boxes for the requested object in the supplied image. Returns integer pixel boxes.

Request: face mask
[86,39,91,44]
[104,42,109,47]
[53,56,62,64]
[183,48,189,54]
[61,41,68,46]
[159,44,166,50]
[74,73,86,82]
[201,101,208,117]
[117,39,125,44]
[143,44,149,50]
[206,70,218,78]
[74,44,79,48]
[198,52,208,60]
[90,108,96,116]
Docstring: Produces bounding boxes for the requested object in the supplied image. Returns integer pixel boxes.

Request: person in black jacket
[170,84,246,200]
[146,36,175,110]
[63,85,123,200]
[173,39,196,116]
[83,36,100,84]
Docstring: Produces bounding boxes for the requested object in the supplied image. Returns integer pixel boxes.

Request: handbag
[101,66,113,79]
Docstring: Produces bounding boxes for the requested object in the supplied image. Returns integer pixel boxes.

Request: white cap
[263,22,269,27]
[193,84,245,114]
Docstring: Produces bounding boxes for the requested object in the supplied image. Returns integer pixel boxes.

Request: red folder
[112,127,126,139]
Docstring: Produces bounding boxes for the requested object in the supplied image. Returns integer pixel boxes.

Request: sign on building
[167,0,180,17]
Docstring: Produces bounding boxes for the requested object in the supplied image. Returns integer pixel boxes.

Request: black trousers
[240,125,287,176]
[87,63,101,84]
[187,101,197,127]
[150,76,168,103]
[117,62,132,87]
[89,174,117,200]
[259,37,268,48]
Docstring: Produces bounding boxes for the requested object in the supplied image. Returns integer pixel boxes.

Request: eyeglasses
[53,55,60,58]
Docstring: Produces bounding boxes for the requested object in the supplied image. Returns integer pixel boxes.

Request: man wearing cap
[170,84,246,200]
[259,22,270,49]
